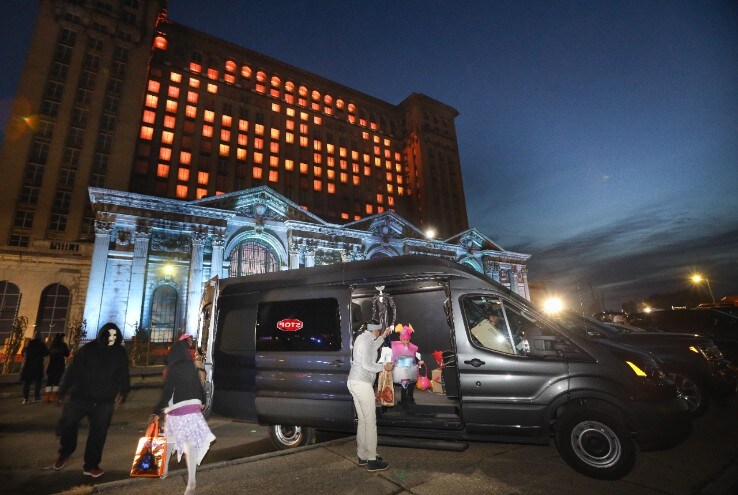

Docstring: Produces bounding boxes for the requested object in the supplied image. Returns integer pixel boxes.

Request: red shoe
[83,467,105,478]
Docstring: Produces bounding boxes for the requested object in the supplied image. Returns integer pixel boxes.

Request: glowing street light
[542,297,564,315]
[424,228,436,240]
[691,274,716,304]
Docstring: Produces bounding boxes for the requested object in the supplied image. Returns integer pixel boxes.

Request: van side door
[456,294,570,439]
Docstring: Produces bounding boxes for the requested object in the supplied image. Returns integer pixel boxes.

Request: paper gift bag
[376,369,395,406]
[431,368,444,394]
[130,417,168,478]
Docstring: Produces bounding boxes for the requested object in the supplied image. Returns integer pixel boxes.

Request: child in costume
[390,324,424,406]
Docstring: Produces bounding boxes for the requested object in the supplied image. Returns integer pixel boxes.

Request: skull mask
[107,328,117,347]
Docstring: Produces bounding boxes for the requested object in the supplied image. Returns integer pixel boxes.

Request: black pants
[57,398,115,470]
[22,378,43,400]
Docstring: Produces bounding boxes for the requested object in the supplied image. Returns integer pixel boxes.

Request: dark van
[196,255,690,479]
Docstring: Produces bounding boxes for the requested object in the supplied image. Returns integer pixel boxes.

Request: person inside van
[347,320,393,472]
[469,304,515,354]
[390,324,425,407]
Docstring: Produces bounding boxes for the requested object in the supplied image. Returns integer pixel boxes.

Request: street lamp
[691,274,716,304]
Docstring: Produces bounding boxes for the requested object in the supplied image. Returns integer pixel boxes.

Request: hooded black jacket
[153,340,205,414]
[59,323,131,403]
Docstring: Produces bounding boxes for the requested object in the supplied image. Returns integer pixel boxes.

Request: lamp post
[691,274,716,304]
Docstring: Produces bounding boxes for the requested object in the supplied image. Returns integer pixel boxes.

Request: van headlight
[689,343,724,362]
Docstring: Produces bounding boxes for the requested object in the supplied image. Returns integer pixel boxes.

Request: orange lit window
[398,186,404,195]
[386,172,393,182]
[351,151,359,160]
[180,151,191,164]
[196,188,207,199]
[266,128,278,139]
[238,119,249,132]
[168,86,179,98]
[363,166,370,176]
[314,116,322,125]
[238,133,247,146]
[153,35,167,49]
[148,80,160,93]
[374,146,380,155]
[222,115,232,127]
[256,71,266,82]
[252,167,263,179]
[311,90,320,101]
[271,76,281,87]
[166,100,177,113]
[313,180,322,191]
[327,169,335,180]
[340,172,347,183]
[376,193,384,204]
[202,125,213,138]
[338,147,346,157]
[370,122,377,130]
[341,212,349,220]
[352,177,360,186]
[299,86,308,96]
[237,148,247,161]
[313,153,322,164]
[374,157,381,167]
[298,98,307,107]
[299,162,308,174]
[365,204,373,214]
[299,123,308,134]
[220,129,230,141]
[284,94,294,104]
[324,107,333,116]
[374,135,380,143]
[324,143,333,154]
[362,131,369,140]
[215,191,224,196]
[269,170,278,182]
[327,157,335,167]
[176,185,188,198]
[170,72,181,83]
[224,74,235,84]
[225,60,236,72]
[140,126,153,140]
[313,140,322,151]
[145,94,158,108]
[189,62,201,73]
[285,159,294,170]
[207,83,217,93]
[352,163,359,174]
[387,184,394,194]
[189,78,200,88]
[313,166,322,177]
[384,149,391,158]
[143,110,155,124]
[160,147,172,161]
[254,152,263,164]
[162,131,174,144]
[359,118,367,127]
[178,168,190,181]
[363,154,370,163]
[299,136,308,147]
[347,103,355,113]
[348,115,356,124]
[203,110,214,122]
[311,102,320,111]
[396,175,402,184]
[336,99,344,109]
[254,138,263,149]
[185,105,197,118]
[285,81,295,92]
[219,144,230,156]
[270,142,279,153]
[157,164,169,177]
[271,102,280,112]
[198,171,209,185]
[255,84,264,92]
[285,132,294,144]
[300,112,308,121]
[269,156,278,168]
[327,183,335,194]
[187,91,198,103]
[286,108,295,118]
[241,66,252,78]
[255,124,264,135]
[207,68,218,80]
[377,206,384,213]
[163,115,175,128]
[387,196,394,206]
[339,160,347,169]
[395,163,402,172]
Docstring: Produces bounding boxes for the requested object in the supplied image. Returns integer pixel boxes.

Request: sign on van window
[256,298,341,352]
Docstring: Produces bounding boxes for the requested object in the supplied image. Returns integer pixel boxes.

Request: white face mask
[107,329,117,347]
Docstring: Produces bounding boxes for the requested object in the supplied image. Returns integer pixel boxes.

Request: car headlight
[689,343,724,362]
[625,356,665,380]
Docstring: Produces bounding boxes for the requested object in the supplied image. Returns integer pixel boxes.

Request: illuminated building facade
[0,0,526,344]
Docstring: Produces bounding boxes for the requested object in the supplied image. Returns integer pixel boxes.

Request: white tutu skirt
[164,408,216,465]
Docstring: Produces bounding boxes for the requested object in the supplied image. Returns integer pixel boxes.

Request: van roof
[218,254,500,296]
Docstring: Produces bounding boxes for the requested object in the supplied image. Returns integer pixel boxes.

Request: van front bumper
[630,397,691,451]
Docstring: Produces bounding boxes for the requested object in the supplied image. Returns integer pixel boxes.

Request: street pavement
[1,370,736,495]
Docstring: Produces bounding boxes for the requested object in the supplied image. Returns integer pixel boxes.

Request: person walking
[151,334,215,495]
[20,331,49,404]
[53,322,130,478]
[347,320,393,472]
[45,333,70,403]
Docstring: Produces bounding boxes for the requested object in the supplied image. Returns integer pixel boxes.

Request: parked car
[556,313,736,417]
[197,255,691,479]
[628,309,738,368]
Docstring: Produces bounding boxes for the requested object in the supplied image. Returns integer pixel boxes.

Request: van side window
[219,304,257,352]
[256,298,342,352]
[462,296,517,355]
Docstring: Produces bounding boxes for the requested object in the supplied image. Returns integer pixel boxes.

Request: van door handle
[464,358,485,368]
[330,359,345,368]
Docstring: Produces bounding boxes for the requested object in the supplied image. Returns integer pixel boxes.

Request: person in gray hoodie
[347,320,393,472]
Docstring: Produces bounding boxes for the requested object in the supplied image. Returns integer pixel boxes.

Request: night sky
[1,1,736,309]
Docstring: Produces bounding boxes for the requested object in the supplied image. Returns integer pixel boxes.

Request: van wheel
[668,372,708,417]
[269,425,316,450]
[555,405,636,480]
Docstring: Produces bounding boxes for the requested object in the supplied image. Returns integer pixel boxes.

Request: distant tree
[66,317,87,355]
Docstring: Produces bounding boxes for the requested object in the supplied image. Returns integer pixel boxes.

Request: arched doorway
[35,284,70,340]
[150,285,177,343]
[228,240,278,277]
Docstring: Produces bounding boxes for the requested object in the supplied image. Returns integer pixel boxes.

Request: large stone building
[0,0,529,344]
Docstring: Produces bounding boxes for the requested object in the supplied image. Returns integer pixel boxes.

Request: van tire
[555,404,636,480]
[269,425,316,450]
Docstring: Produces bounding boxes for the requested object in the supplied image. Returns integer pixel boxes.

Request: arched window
[229,241,278,277]
[150,285,177,343]
[370,252,390,260]
[0,281,21,343]
[35,284,70,339]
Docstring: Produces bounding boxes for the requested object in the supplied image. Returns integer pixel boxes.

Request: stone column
[83,219,113,335]
[304,247,315,268]
[210,229,225,279]
[125,225,151,336]
[289,243,301,270]
[521,267,530,300]
[490,262,501,283]
[186,230,207,336]
[508,268,518,293]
